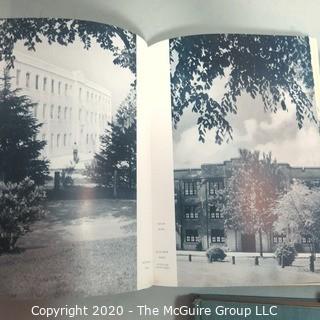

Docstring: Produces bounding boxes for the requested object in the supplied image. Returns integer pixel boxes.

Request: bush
[206,247,226,262]
[274,243,297,266]
[61,166,75,187]
[0,178,46,252]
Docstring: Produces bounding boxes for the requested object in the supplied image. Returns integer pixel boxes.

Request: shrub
[206,247,226,262]
[274,243,297,266]
[0,178,46,252]
[61,166,75,187]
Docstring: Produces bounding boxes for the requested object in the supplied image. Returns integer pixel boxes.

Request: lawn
[0,199,136,299]
[177,255,320,287]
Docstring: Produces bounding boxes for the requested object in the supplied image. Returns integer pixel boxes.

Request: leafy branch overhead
[0,18,136,73]
[170,35,316,144]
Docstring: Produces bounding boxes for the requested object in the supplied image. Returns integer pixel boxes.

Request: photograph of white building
[11,51,112,169]
[0,18,136,299]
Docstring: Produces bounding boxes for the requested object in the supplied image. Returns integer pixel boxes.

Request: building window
[25,72,30,88]
[50,134,54,149]
[273,233,286,244]
[42,104,46,119]
[69,108,72,119]
[209,205,223,219]
[87,91,89,100]
[51,79,55,93]
[58,81,61,95]
[16,69,21,86]
[35,75,39,90]
[209,179,224,195]
[33,105,38,118]
[86,134,89,144]
[57,106,61,119]
[50,105,54,119]
[56,134,60,148]
[43,77,47,91]
[79,87,82,98]
[184,206,198,219]
[186,230,199,242]
[64,107,67,120]
[63,134,67,147]
[69,133,72,146]
[65,83,68,95]
[211,229,225,243]
[184,181,198,196]
[301,235,312,244]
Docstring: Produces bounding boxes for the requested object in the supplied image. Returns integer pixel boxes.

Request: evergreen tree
[0,68,49,184]
[87,90,136,191]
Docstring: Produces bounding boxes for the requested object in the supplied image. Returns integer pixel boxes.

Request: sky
[173,76,320,169]
[13,32,135,112]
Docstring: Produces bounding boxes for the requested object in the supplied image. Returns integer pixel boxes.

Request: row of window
[185,230,312,245]
[185,229,225,243]
[184,205,223,219]
[32,104,108,124]
[183,179,224,196]
[34,104,72,121]
[40,132,98,149]
[78,108,108,124]
[17,69,71,95]
[273,234,312,244]
[16,69,110,104]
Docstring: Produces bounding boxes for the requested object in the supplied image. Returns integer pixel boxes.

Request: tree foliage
[0,70,49,184]
[87,90,136,190]
[0,18,136,74]
[0,177,46,252]
[274,180,320,254]
[170,35,316,143]
[224,149,285,234]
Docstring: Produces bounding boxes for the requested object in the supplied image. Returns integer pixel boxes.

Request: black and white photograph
[170,34,320,286]
[0,18,136,298]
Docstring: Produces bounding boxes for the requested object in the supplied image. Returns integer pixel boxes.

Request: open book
[0,18,320,299]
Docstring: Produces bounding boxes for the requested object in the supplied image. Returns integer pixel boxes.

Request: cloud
[173,97,320,168]
[256,125,320,166]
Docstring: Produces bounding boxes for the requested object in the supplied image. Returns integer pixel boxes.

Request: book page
[0,18,142,298]
[137,39,178,286]
[169,33,320,288]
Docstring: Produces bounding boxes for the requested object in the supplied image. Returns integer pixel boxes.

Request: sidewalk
[177,250,320,258]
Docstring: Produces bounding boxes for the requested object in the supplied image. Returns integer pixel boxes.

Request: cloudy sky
[173,76,320,169]
[14,30,135,112]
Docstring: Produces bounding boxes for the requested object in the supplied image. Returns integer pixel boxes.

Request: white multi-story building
[10,51,112,169]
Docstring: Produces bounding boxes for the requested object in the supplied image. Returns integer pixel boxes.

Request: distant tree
[274,180,320,257]
[0,69,49,184]
[171,35,316,143]
[0,18,136,74]
[224,149,285,256]
[87,90,136,191]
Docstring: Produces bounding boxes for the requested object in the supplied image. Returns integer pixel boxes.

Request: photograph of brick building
[175,161,320,253]
[170,33,320,286]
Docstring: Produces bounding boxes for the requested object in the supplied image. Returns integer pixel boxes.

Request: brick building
[174,159,320,253]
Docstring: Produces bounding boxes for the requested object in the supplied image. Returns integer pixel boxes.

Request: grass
[0,199,136,299]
